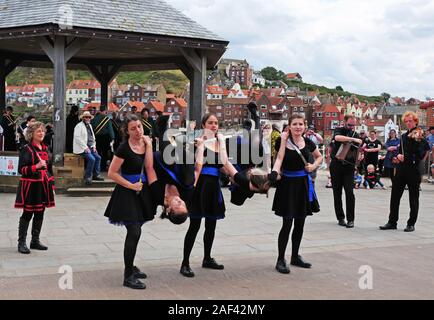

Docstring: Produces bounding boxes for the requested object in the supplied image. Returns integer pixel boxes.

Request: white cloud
[165,0,434,99]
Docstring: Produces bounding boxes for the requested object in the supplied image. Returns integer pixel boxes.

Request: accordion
[335,142,361,166]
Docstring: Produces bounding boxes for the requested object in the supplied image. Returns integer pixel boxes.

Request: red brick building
[146,100,165,119]
[420,101,434,128]
[165,98,187,128]
[313,104,344,138]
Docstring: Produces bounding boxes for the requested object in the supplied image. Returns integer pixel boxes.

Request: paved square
[0,173,433,299]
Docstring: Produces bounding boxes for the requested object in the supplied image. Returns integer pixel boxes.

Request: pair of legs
[276,217,310,273]
[81,150,101,183]
[18,209,47,254]
[123,223,147,289]
[181,218,222,277]
[330,161,355,225]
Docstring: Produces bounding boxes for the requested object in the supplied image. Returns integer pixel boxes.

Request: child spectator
[354,169,362,189]
[363,164,386,189]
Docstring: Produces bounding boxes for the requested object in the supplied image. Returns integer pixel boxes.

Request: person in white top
[73,111,103,185]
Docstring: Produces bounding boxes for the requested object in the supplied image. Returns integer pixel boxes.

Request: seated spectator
[354,169,362,189]
[363,164,386,189]
[73,111,104,185]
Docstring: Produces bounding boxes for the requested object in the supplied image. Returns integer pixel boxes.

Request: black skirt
[15,173,55,211]
[190,175,225,220]
[104,183,156,225]
[272,175,319,219]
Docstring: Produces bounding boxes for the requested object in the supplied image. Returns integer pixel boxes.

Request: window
[174,107,179,112]
[300,107,304,111]
[216,106,222,110]
[283,113,288,118]
[261,105,267,109]
[332,113,337,117]
[326,112,330,117]
[167,107,172,112]
[75,90,78,94]
[171,101,175,105]
[134,86,138,90]
[226,110,231,116]
[172,114,180,120]
[316,112,323,118]
[293,107,298,111]
[151,108,155,112]
[217,112,222,117]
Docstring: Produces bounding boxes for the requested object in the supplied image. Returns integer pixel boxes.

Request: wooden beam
[5,58,23,76]
[37,36,56,63]
[179,48,202,73]
[52,36,67,166]
[176,60,193,80]
[65,37,90,61]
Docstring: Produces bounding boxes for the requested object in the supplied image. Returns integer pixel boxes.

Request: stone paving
[0,173,433,299]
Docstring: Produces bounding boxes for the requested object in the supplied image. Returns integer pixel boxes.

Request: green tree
[336,86,344,91]
[381,92,391,102]
[260,67,279,81]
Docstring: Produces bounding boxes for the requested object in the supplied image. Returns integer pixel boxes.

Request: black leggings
[182,218,217,266]
[124,224,142,278]
[21,210,45,222]
[278,218,306,261]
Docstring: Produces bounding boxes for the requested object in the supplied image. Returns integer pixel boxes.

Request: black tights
[21,210,45,222]
[182,218,217,266]
[124,224,142,278]
[278,218,306,261]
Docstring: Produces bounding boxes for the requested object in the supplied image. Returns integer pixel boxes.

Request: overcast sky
[165,0,434,100]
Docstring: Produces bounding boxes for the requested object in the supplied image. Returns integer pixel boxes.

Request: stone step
[66,187,114,197]
[90,180,116,188]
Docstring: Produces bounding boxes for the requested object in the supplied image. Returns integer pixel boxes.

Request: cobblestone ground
[0,173,433,299]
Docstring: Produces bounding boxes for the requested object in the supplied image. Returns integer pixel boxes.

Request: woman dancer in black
[269,114,322,274]
[180,113,241,278]
[104,115,156,290]
[15,122,55,254]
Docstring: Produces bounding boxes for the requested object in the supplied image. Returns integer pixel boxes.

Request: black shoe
[133,266,147,279]
[30,241,48,250]
[202,258,224,270]
[290,255,312,268]
[85,178,92,185]
[404,225,415,232]
[379,223,397,230]
[123,275,146,289]
[275,259,290,274]
[346,221,354,228]
[180,265,195,277]
[338,219,347,227]
[92,175,104,181]
[18,242,30,254]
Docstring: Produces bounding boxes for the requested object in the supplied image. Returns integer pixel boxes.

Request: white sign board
[0,156,19,176]
[384,119,399,142]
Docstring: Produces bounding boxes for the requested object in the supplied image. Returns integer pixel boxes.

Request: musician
[17,115,36,150]
[329,115,363,228]
[0,106,17,151]
[380,112,430,232]
[141,108,158,151]
[91,108,115,172]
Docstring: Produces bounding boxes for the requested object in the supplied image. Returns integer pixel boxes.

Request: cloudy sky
[165,0,434,100]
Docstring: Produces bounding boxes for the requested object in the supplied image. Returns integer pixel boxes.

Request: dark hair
[141,108,150,115]
[6,106,13,112]
[160,208,188,225]
[27,115,36,122]
[70,105,79,114]
[201,113,218,127]
[288,113,305,125]
[370,130,376,134]
[344,115,356,121]
[121,114,140,139]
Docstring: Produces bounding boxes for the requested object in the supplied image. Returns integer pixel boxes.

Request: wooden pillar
[52,36,67,166]
[179,49,207,123]
[0,56,5,109]
[87,64,121,111]
[38,36,88,166]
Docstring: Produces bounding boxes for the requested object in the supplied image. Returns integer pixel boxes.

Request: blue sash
[200,166,220,177]
[282,170,317,202]
[200,166,223,204]
[121,173,147,184]
[155,156,193,190]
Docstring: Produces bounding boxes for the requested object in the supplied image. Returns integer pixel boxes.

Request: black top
[363,138,382,163]
[282,138,316,171]
[331,126,360,160]
[203,147,223,169]
[398,128,430,168]
[115,141,145,175]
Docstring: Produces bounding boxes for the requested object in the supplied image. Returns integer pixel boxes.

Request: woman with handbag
[15,122,55,254]
[269,114,322,274]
